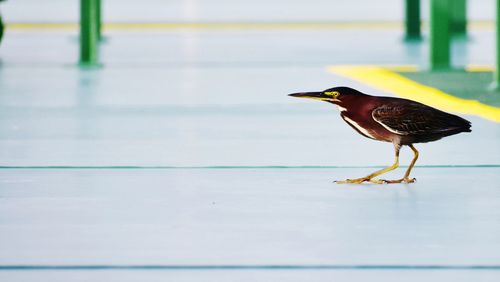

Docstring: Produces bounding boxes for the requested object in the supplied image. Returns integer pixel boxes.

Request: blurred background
[0,1,499,282]
[0,0,496,23]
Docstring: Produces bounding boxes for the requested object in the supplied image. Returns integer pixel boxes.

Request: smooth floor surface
[1,8,500,282]
[1,168,500,282]
[2,168,500,265]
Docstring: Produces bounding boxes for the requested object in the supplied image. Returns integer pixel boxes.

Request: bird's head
[288,86,363,105]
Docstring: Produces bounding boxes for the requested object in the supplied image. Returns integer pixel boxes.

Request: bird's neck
[331,95,375,117]
[335,103,348,113]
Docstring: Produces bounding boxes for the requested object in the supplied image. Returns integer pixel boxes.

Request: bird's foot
[377,177,416,184]
[335,177,416,184]
[368,179,387,184]
[334,177,370,184]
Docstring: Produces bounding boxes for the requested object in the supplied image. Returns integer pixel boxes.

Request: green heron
[289,87,471,184]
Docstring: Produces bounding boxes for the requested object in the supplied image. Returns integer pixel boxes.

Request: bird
[289,86,471,184]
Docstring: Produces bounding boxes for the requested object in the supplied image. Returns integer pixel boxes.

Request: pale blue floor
[1,167,500,282]
[1,3,500,281]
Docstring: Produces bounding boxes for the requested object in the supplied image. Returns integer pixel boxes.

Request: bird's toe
[335,178,368,184]
[334,179,352,184]
[403,177,416,183]
[369,179,387,184]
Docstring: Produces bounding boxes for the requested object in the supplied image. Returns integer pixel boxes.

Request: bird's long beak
[288,92,330,101]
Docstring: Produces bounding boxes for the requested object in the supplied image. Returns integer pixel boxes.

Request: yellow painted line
[6,23,78,30]
[4,20,495,31]
[327,65,500,123]
[104,22,403,30]
[6,21,403,31]
[469,21,495,30]
[384,65,420,72]
[465,64,495,72]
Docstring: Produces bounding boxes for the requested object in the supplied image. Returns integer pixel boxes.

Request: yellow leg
[382,144,419,184]
[335,144,400,184]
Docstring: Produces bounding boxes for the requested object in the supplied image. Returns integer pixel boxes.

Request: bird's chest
[340,111,393,142]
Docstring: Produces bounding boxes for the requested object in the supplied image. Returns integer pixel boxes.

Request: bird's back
[371,96,471,144]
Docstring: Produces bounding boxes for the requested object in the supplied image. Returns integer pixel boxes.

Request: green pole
[430,0,451,70]
[404,0,421,41]
[96,0,102,41]
[0,12,4,46]
[493,0,500,89]
[80,0,99,65]
[451,0,467,37]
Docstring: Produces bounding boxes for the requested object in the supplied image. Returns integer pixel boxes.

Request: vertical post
[430,0,451,70]
[0,12,4,46]
[451,0,467,37]
[405,0,421,41]
[96,0,102,41]
[494,0,500,89]
[80,0,99,66]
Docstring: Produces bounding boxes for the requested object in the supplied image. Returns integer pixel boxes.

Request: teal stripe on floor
[0,165,498,170]
[1,265,500,271]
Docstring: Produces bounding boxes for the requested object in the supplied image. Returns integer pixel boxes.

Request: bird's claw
[404,177,417,183]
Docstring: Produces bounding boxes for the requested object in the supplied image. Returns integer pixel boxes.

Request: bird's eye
[324,91,340,98]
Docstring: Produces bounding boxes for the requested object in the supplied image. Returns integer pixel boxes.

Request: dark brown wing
[372,101,471,136]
